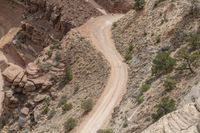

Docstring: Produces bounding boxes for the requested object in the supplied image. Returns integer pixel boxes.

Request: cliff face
[110,0,200,132]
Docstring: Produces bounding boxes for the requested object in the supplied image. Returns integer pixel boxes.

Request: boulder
[34,94,48,103]
[21,107,29,116]
[42,81,53,91]
[3,65,24,83]
[24,81,36,92]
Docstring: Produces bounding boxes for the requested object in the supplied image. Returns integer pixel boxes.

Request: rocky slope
[110,0,200,132]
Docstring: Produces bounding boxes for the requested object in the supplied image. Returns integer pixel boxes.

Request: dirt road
[76,14,128,133]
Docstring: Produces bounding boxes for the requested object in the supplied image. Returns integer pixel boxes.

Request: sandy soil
[76,14,128,133]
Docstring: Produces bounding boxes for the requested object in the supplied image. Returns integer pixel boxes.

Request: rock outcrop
[142,99,200,133]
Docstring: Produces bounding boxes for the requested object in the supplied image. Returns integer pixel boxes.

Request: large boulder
[2,64,25,83]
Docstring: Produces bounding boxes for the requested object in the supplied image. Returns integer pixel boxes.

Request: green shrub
[125,45,134,61]
[37,63,51,72]
[49,74,57,83]
[54,51,62,62]
[152,97,176,121]
[63,118,77,132]
[97,129,114,133]
[136,95,144,104]
[190,34,200,50]
[50,42,60,50]
[62,103,73,113]
[163,77,176,91]
[81,98,93,114]
[46,50,52,58]
[134,0,145,11]
[136,83,150,104]
[152,52,176,76]
[61,66,73,85]
[42,105,49,115]
[178,49,200,74]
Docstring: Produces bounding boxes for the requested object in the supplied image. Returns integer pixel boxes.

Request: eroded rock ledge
[142,99,200,133]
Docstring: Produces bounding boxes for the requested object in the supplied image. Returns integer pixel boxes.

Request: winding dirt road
[76,15,128,133]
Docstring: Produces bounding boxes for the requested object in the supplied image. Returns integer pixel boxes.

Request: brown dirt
[0,0,24,38]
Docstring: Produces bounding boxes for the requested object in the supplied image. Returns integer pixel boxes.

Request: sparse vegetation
[61,66,73,85]
[54,51,62,62]
[47,109,56,120]
[63,118,77,132]
[49,73,58,83]
[136,83,150,104]
[37,63,51,72]
[134,0,145,11]
[81,98,93,114]
[42,104,49,115]
[152,52,176,76]
[163,76,177,92]
[58,95,68,107]
[62,103,73,113]
[190,33,200,50]
[50,42,60,50]
[178,49,200,74]
[97,129,114,133]
[46,50,53,58]
[125,44,134,61]
[152,97,176,121]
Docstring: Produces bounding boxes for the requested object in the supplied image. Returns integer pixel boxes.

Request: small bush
[58,95,68,107]
[81,98,93,114]
[97,129,114,133]
[54,51,62,62]
[152,52,176,76]
[42,105,49,115]
[134,0,145,11]
[50,42,60,50]
[125,45,134,61]
[38,63,51,72]
[163,77,176,91]
[49,74,57,83]
[190,33,200,50]
[47,109,56,120]
[152,97,176,121]
[136,83,150,104]
[136,95,144,104]
[46,50,52,58]
[62,103,73,113]
[63,118,77,132]
[61,66,73,85]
